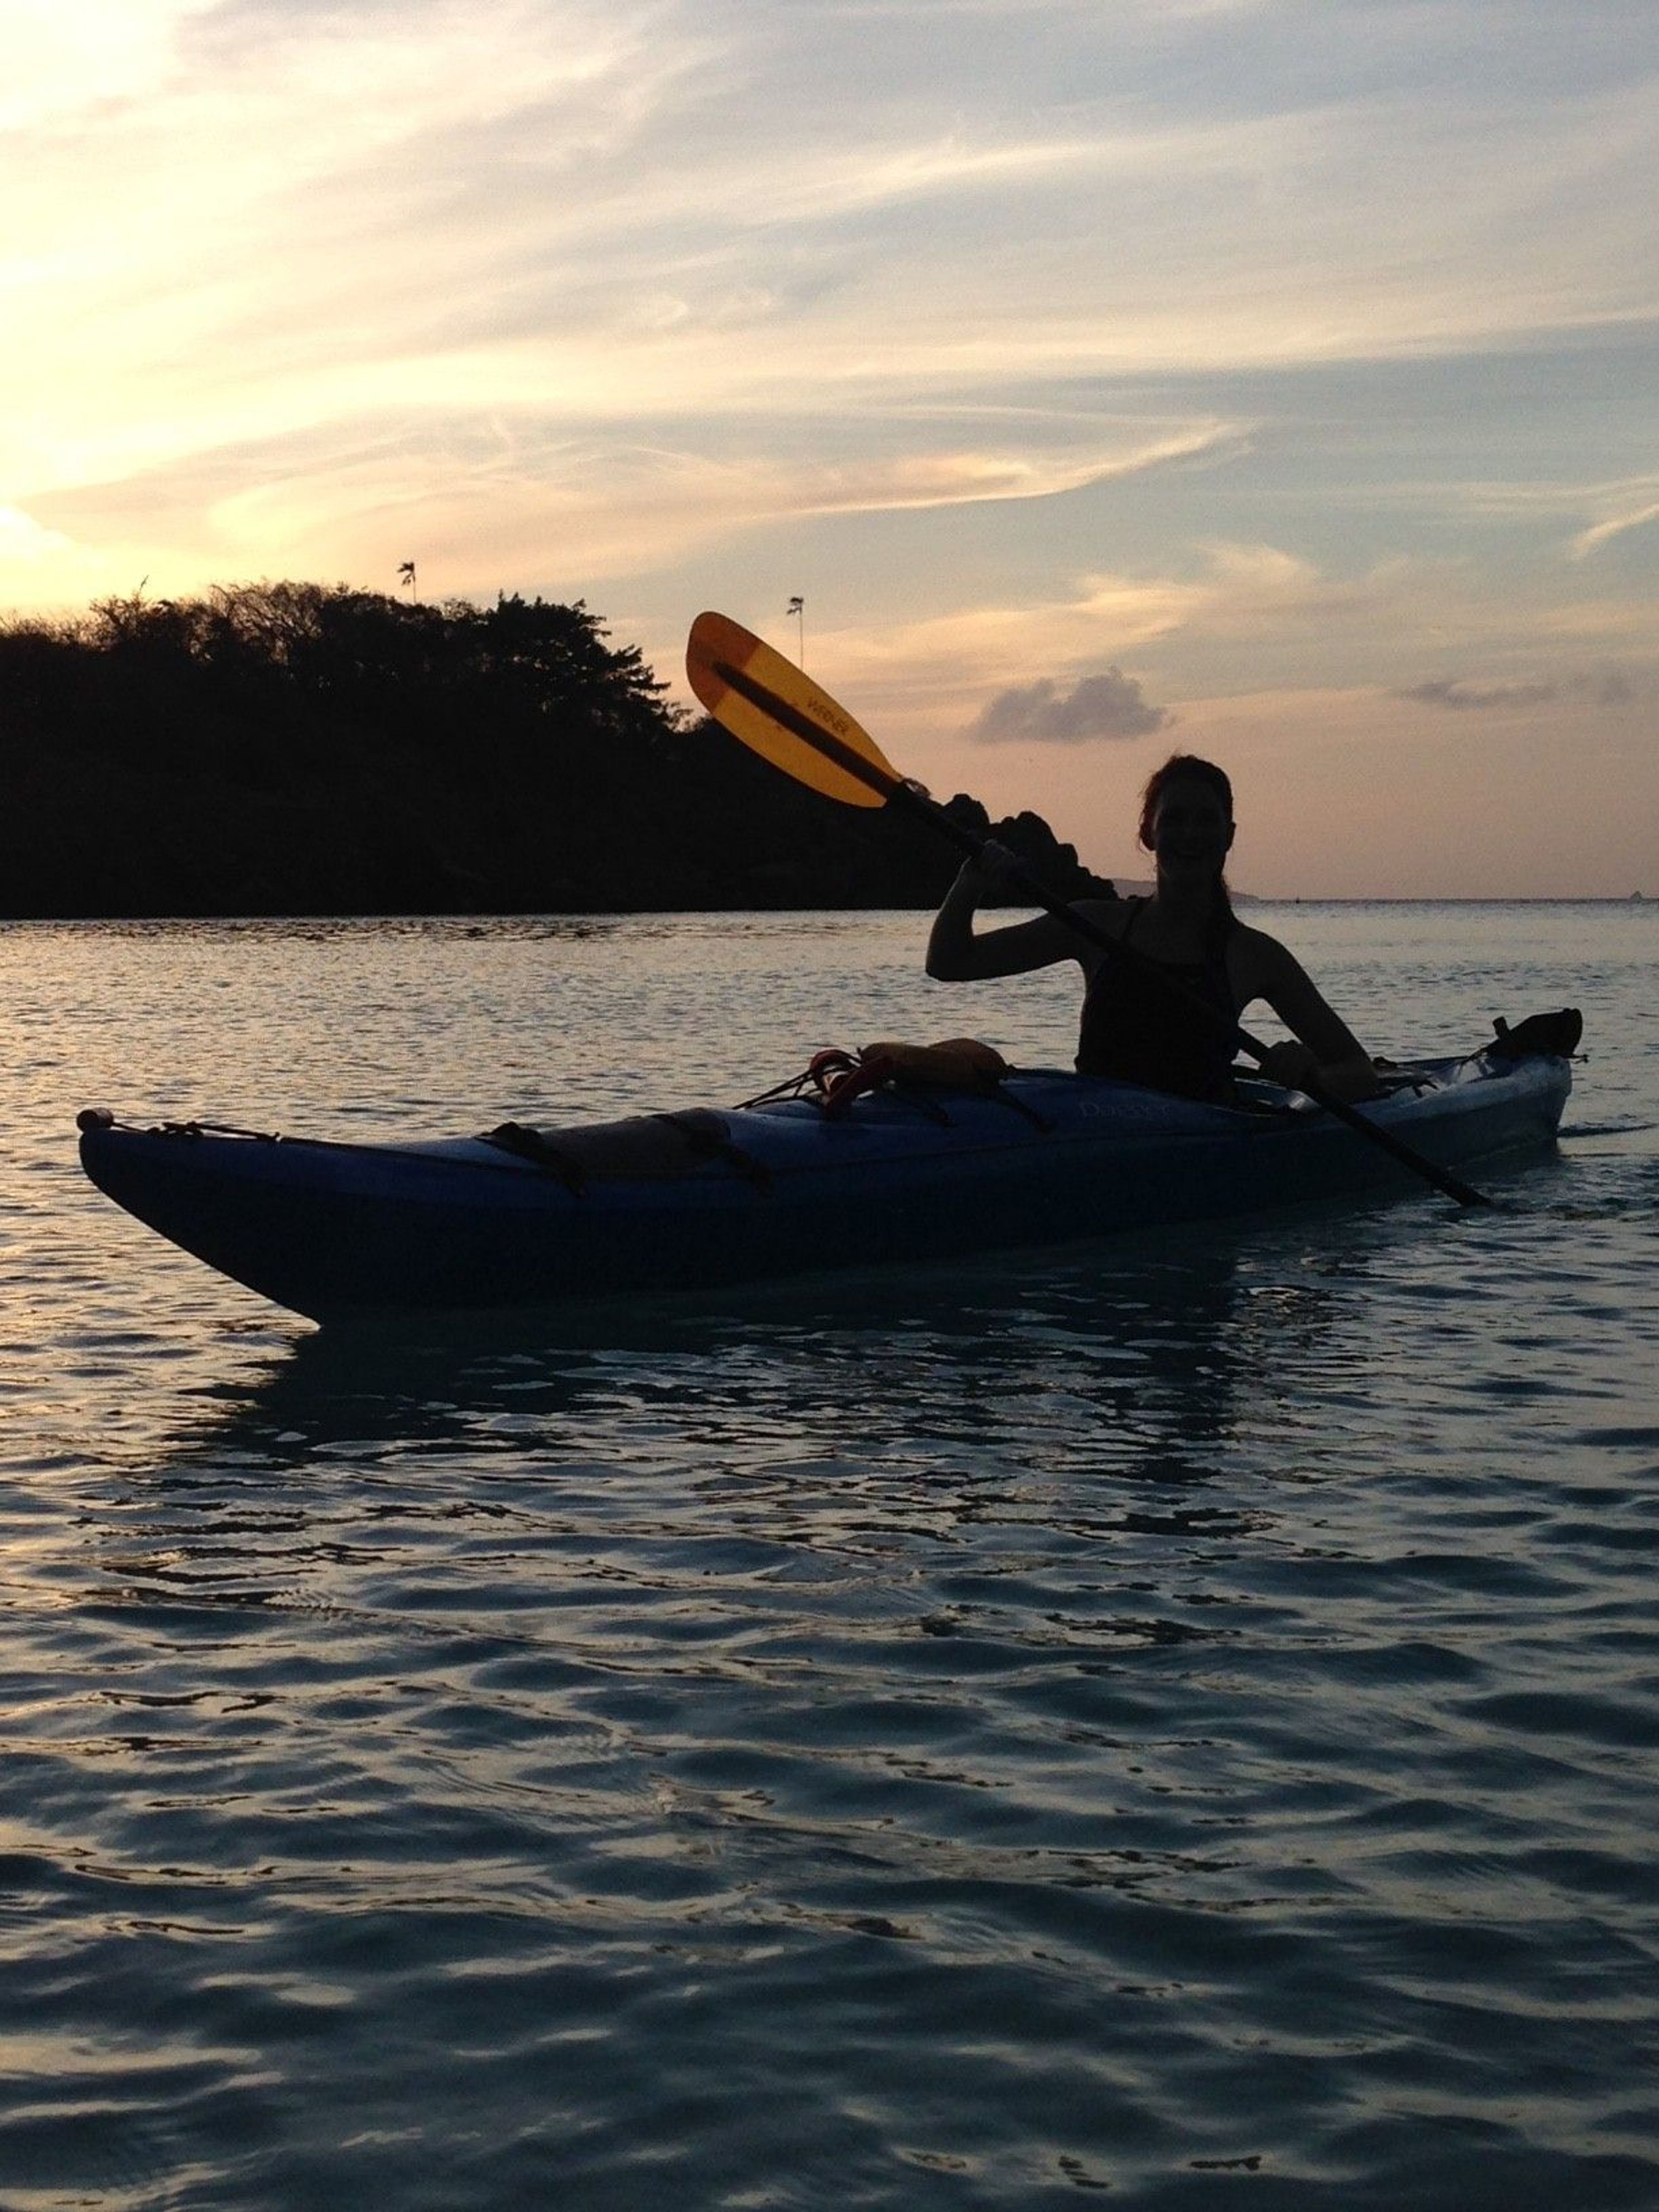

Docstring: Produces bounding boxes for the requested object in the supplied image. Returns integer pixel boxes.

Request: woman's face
[1149,777,1235,877]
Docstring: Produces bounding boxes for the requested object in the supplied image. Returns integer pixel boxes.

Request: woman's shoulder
[1076,893,1133,920]
[1072,894,1135,939]
[1226,918,1302,984]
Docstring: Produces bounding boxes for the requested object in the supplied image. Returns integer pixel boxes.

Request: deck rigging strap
[481,1122,591,1192]
[650,1112,772,1188]
[482,1110,772,1192]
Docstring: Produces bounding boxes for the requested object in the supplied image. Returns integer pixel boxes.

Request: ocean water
[0,903,1654,2211]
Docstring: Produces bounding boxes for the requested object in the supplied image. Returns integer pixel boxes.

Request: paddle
[686,610,1491,1210]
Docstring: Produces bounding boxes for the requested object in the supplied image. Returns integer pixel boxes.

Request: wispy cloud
[1572,498,1659,558]
[2,0,208,131]
[1396,677,1562,713]
[1397,669,1638,712]
[3,0,1657,890]
[30,412,1249,601]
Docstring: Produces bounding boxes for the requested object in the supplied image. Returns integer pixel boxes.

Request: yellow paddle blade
[686,611,899,810]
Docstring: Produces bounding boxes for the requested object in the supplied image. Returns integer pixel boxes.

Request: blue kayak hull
[78,1051,1571,1323]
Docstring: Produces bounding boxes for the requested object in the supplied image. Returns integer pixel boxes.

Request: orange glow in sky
[4,0,1656,894]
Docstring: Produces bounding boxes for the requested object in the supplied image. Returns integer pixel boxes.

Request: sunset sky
[5,0,1656,895]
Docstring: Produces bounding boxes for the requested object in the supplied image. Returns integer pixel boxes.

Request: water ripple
[1,909,1655,2206]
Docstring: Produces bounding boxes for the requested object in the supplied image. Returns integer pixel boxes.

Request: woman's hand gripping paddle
[685,612,1490,1208]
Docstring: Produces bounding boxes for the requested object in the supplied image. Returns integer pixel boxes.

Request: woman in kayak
[926,753,1379,1103]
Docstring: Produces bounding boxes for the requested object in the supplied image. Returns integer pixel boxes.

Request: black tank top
[1075,901,1239,1102]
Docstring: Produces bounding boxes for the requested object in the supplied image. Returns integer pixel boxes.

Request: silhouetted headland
[0,583,1114,918]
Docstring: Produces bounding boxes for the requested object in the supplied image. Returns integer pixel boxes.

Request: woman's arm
[926,851,1105,981]
[1241,933,1382,1101]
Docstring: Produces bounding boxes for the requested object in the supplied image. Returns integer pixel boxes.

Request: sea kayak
[77,1020,1576,1325]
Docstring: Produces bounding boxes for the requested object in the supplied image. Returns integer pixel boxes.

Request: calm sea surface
[1,903,1655,2210]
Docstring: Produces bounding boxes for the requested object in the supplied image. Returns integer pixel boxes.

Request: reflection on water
[165,1227,1270,1467]
[2,909,1655,2212]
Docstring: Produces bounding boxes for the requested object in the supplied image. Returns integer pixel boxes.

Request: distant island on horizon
[0,582,1115,921]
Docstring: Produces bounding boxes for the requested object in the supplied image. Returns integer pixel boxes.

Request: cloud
[1396,677,1560,712]
[0,503,118,613]
[30,413,1245,606]
[1572,499,1659,559]
[0,505,73,561]
[969,668,1170,744]
[0,0,208,131]
[9,0,1653,530]
[1396,670,1637,712]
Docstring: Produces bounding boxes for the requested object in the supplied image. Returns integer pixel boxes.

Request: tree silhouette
[0,582,1112,918]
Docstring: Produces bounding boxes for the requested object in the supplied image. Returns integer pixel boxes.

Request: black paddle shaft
[710,653,1490,1208]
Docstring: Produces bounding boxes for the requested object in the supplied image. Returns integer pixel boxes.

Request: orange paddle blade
[686,612,899,810]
